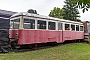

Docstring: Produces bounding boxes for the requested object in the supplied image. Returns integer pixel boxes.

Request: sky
[0,0,90,21]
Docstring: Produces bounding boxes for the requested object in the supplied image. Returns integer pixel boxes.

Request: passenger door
[58,22,63,43]
[63,23,71,41]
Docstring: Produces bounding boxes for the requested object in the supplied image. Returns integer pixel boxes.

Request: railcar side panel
[10,30,63,45]
[70,31,76,40]
[63,31,84,41]
[63,31,71,41]
[75,32,84,39]
[9,30,18,39]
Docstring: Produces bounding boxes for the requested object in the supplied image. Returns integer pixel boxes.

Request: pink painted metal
[75,32,84,39]
[9,29,84,45]
[9,30,18,39]
[63,31,84,41]
[9,30,63,45]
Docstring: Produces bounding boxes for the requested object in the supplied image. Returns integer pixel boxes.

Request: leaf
[82,8,85,13]
[86,8,88,11]
[62,0,80,21]
[48,7,64,19]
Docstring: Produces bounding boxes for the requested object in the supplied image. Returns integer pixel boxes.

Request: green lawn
[0,43,90,60]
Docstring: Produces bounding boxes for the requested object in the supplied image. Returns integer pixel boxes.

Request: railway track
[10,41,86,52]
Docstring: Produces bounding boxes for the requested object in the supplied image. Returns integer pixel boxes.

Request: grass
[0,43,90,60]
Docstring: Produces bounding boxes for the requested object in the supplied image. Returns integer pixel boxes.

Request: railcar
[9,12,84,48]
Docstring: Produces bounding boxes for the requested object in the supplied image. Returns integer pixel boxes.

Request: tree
[63,0,80,21]
[73,0,90,12]
[27,9,37,14]
[76,19,82,22]
[49,7,64,19]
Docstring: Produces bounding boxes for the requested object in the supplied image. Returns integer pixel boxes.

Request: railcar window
[24,18,35,29]
[65,24,70,30]
[80,26,83,31]
[48,22,55,30]
[58,23,63,30]
[37,20,46,29]
[10,20,14,29]
[71,25,75,31]
[13,19,20,29]
[76,25,79,31]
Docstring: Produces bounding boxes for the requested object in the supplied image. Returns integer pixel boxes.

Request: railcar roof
[10,12,83,24]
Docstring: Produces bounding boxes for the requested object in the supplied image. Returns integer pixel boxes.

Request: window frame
[80,25,84,31]
[37,20,46,30]
[76,25,80,31]
[22,16,37,30]
[11,16,58,30]
[58,22,63,30]
[13,19,20,29]
[10,20,14,29]
[65,23,70,31]
[71,24,75,31]
[48,20,56,30]
[23,18,35,29]
[10,17,20,29]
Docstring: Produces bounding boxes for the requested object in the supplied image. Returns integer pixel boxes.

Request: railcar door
[63,23,71,41]
[9,18,20,39]
[58,22,63,43]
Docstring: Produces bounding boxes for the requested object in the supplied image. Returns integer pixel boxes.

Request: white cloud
[0,0,89,21]
[79,9,90,21]
[0,0,65,14]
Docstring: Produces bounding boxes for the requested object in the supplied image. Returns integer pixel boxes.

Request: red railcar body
[9,12,84,47]
[9,30,84,45]
[9,30,63,44]
[63,31,84,41]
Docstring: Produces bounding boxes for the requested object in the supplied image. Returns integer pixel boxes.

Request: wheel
[11,41,17,49]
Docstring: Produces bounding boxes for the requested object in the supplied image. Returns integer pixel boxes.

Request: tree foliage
[27,9,37,14]
[73,0,90,12]
[49,7,64,19]
[63,0,80,21]
[76,19,82,22]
